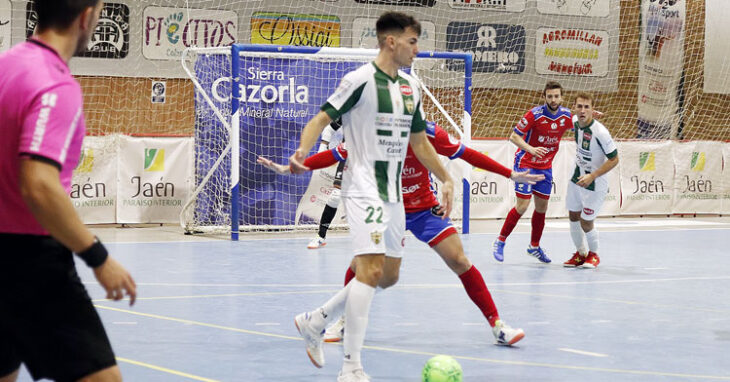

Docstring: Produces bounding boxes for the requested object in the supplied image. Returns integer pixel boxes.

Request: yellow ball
[422,355,463,382]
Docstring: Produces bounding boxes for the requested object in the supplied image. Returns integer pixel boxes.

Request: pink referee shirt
[0,40,87,235]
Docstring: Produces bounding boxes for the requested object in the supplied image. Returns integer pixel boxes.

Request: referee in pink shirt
[0,1,136,381]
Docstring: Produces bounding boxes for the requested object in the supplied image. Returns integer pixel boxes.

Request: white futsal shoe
[307,236,326,249]
[337,369,371,382]
[323,316,345,342]
[492,320,525,346]
[294,311,325,368]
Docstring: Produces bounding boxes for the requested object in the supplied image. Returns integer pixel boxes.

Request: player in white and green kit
[564,92,619,269]
[289,12,454,382]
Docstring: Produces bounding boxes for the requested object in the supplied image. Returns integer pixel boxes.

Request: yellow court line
[98,305,730,380]
[115,356,220,382]
[92,289,339,303]
[95,305,301,341]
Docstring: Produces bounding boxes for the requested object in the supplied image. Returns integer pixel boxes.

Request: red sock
[530,210,546,247]
[344,267,356,286]
[498,208,523,242]
[458,265,499,327]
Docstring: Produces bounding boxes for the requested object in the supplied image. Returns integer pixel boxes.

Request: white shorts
[342,196,405,258]
[566,182,606,221]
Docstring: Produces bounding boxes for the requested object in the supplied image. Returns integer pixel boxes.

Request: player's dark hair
[574,92,595,105]
[376,12,421,47]
[32,0,100,31]
[543,81,563,96]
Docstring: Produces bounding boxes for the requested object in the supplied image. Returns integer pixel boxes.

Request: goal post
[181,44,473,240]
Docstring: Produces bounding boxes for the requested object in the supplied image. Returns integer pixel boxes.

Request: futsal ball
[422,355,462,382]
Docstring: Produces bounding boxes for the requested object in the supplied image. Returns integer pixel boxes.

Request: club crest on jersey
[399,84,413,96]
[405,99,415,114]
[551,122,558,130]
[371,231,383,245]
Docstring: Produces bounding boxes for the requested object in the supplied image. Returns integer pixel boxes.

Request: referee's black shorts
[0,234,116,382]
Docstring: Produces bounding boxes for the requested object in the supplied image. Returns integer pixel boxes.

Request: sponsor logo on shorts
[583,207,594,215]
[371,230,383,245]
[401,237,405,247]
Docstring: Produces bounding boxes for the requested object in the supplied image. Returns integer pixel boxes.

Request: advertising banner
[193,53,361,227]
[117,137,192,223]
[536,0,610,17]
[467,140,513,219]
[637,0,685,138]
[250,12,340,47]
[354,0,435,6]
[721,143,730,214]
[295,163,347,228]
[0,0,10,54]
[704,0,730,94]
[545,140,573,218]
[535,28,609,77]
[672,141,723,214]
[353,17,434,51]
[447,0,526,12]
[26,2,130,59]
[70,136,118,224]
[600,152,621,217]
[618,141,674,214]
[143,6,237,60]
[446,22,526,74]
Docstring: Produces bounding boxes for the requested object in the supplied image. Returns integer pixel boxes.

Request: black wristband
[77,237,109,268]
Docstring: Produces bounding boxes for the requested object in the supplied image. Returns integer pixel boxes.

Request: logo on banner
[690,152,705,172]
[143,7,237,60]
[251,12,341,47]
[26,2,129,58]
[144,148,165,172]
[76,149,94,173]
[446,22,525,73]
[354,0,435,6]
[448,0,526,12]
[537,28,607,77]
[639,152,656,171]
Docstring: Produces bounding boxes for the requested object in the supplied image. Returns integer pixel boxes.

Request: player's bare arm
[410,131,454,218]
[290,110,332,174]
[509,131,548,158]
[577,155,619,188]
[19,159,137,305]
[257,156,291,175]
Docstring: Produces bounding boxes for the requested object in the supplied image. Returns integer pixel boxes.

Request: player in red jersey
[259,121,543,346]
[492,81,574,264]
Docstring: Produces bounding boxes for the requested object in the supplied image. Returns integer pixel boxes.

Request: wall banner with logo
[672,141,723,214]
[704,0,730,94]
[545,140,574,218]
[193,52,361,227]
[536,0,610,17]
[447,0,526,12]
[722,143,730,214]
[0,0,10,54]
[250,12,341,47]
[535,28,609,77]
[467,140,515,219]
[117,136,192,223]
[70,136,118,224]
[143,6,237,61]
[637,0,685,138]
[446,22,526,74]
[618,141,674,214]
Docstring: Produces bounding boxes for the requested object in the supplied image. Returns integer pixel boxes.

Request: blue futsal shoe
[527,246,552,263]
[492,239,505,262]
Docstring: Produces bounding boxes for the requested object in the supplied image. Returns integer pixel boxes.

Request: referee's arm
[19,158,137,304]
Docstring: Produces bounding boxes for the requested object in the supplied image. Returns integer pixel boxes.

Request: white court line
[558,348,609,358]
[590,320,613,324]
[644,267,668,270]
[462,323,486,326]
[527,321,551,325]
[393,323,419,326]
[254,322,280,326]
[112,321,138,325]
[82,275,730,288]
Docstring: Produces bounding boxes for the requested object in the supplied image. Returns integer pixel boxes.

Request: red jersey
[513,104,573,169]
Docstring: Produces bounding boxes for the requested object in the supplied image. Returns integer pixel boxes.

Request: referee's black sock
[318,205,338,239]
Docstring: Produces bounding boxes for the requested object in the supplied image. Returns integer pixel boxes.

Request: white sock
[311,283,352,330]
[342,279,375,374]
[570,220,588,255]
[585,228,599,254]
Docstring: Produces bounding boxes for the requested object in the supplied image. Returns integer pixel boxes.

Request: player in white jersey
[563,92,619,269]
[288,12,454,382]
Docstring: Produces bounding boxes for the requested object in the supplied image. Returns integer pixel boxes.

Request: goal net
[180,46,472,238]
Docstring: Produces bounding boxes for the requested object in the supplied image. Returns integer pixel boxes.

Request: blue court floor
[13,218,730,381]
